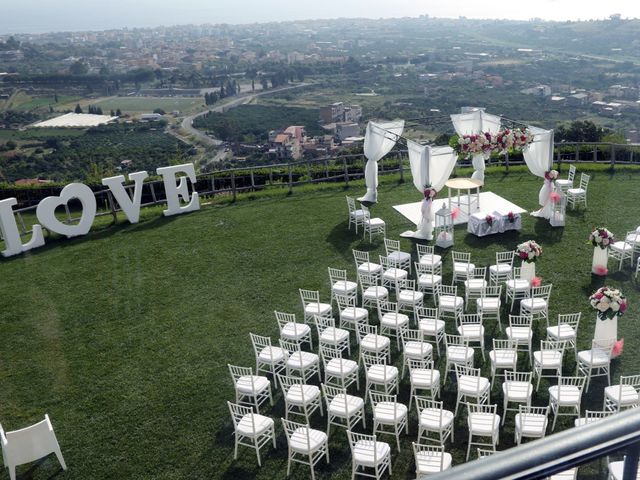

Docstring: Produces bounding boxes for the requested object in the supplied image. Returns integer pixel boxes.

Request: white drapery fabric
[450,110,501,182]
[359,120,405,203]
[524,127,555,219]
[407,140,458,239]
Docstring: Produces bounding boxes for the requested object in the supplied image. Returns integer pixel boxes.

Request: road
[179,82,310,148]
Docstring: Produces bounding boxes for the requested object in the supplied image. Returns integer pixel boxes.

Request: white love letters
[0,162,201,258]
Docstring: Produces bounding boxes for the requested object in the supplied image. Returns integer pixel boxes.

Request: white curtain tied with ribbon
[407,140,458,239]
[450,109,501,182]
[359,120,405,203]
[524,127,555,219]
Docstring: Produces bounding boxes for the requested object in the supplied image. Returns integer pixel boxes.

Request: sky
[1,0,640,35]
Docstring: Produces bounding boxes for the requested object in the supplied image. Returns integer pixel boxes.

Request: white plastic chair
[463,267,487,305]
[415,397,454,446]
[574,409,613,428]
[566,173,589,209]
[353,249,382,280]
[604,375,640,412]
[227,401,276,467]
[506,314,534,366]
[456,313,485,360]
[610,239,634,271]
[437,284,464,323]
[356,323,391,365]
[328,267,358,306]
[408,358,441,410]
[384,237,412,274]
[514,405,548,445]
[417,244,443,274]
[314,315,351,357]
[476,285,503,331]
[281,418,329,480]
[576,338,615,391]
[412,443,452,476]
[379,255,409,291]
[335,292,369,331]
[300,288,332,324]
[520,284,552,327]
[454,364,490,416]
[489,338,517,388]
[395,279,424,314]
[415,262,443,304]
[625,230,640,262]
[608,458,640,480]
[369,392,408,452]
[346,430,391,480]
[534,340,566,391]
[546,313,581,356]
[228,364,273,412]
[319,343,359,390]
[279,339,321,384]
[277,374,323,423]
[323,384,366,436]
[361,204,386,242]
[452,251,475,284]
[489,251,514,285]
[416,306,445,356]
[444,333,474,384]
[549,376,585,430]
[250,332,288,381]
[401,328,434,378]
[0,415,66,480]
[555,164,576,193]
[275,310,313,349]
[466,403,500,461]
[357,272,389,309]
[376,300,410,349]
[636,257,640,279]
[502,371,533,426]
[346,196,366,233]
[362,350,399,398]
[505,266,531,312]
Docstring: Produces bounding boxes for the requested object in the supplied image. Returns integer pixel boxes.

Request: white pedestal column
[594,315,618,343]
[521,261,536,283]
[591,247,609,275]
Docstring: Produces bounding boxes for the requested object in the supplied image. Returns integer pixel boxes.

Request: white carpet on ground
[393,191,527,227]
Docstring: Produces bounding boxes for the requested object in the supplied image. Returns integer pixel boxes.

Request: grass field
[90,96,205,115]
[0,168,639,479]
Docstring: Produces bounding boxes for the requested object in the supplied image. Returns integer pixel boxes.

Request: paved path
[179,82,310,147]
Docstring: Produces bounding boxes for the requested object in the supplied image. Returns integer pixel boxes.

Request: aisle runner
[393,191,527,226]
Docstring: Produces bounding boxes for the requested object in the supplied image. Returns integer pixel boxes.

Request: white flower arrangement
[589,227,615,249]
[516,240,543,263]
[590,286,628,320]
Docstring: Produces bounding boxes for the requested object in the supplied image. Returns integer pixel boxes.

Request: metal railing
[1,141,639,240]
[432,407,640,480]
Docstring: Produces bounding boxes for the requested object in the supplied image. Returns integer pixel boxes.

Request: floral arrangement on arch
[516,240,543,263]
[457,127,534,158]
[457,132,494,158]
[590,286,627,320]
[589,227,615,249]
[423,185,437,200]
[544,170,559,182]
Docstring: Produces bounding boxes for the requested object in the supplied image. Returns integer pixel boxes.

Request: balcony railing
[431,407,640,480]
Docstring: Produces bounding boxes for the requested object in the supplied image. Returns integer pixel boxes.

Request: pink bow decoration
[593,265,608,276]
[531,276,542,287]
[612,338,624,358]
[451,207,461,220]
[550,192,561,203]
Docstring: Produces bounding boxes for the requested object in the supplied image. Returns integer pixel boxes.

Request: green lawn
[0,168,639,479]
[91,97,205,115]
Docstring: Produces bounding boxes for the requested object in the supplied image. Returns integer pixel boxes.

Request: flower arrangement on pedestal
[516,240,543,263]
[589,227,615,249]
[590,286,627,320]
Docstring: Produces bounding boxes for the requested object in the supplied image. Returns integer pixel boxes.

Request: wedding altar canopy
[360,108,556,227]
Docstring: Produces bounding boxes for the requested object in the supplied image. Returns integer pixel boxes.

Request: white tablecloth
[468,211,522,237]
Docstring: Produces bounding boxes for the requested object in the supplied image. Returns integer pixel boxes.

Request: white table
[468,211,522,237]
[446,178,483,219]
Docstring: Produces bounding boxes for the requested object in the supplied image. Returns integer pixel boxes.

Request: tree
[555,120,606,143]
[153,108,166,115]
[96,107,103,115]
[110,110,115,117]
[75,104,83,114]
[54,93,59,103]
[116,108,122,116]
[69,60,89,75]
